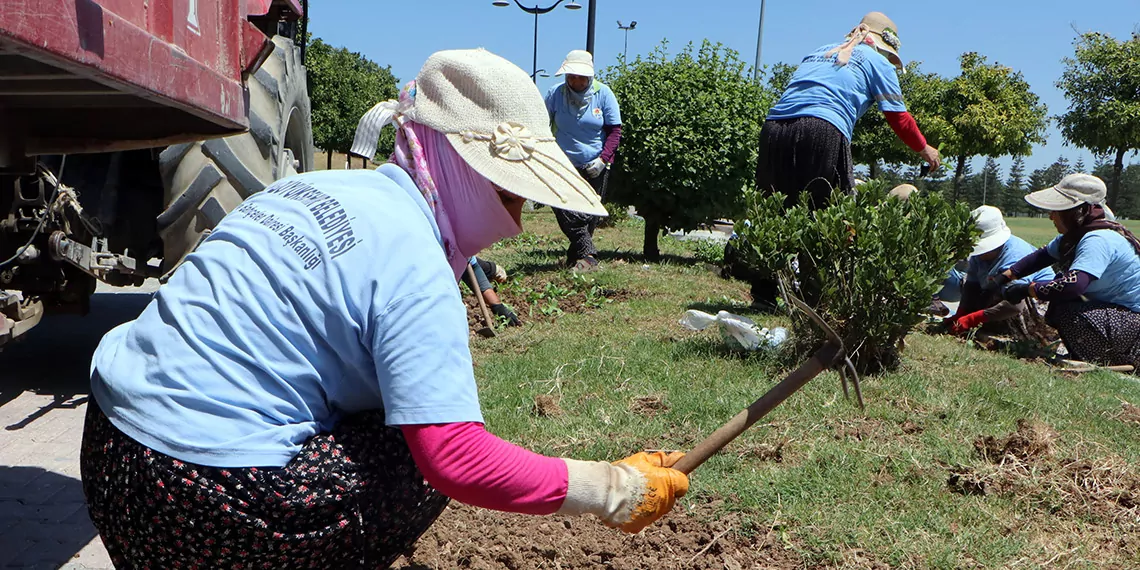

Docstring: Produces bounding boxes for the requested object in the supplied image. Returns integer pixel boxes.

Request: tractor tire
[157,35,314,272]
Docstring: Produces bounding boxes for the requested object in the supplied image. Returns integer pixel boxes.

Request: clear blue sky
[308,0,1138,175]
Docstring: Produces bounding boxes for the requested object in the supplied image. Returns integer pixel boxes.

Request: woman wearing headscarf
[759,11,940,210]
[80,49,686,569]
[996,174,1140,369]
[545,49,622,270]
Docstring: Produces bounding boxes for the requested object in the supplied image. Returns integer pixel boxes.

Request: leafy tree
[852,63,954,179]
[604,40,774,260]
[1003,156,1027,215]
[1057,31,1140,209]
[766,62,796,94]
[943,53,1049,199]
[306,37,399,169]
[1043,156,1071,186]
[1027,165,1051,212]
[973,157,1003,208]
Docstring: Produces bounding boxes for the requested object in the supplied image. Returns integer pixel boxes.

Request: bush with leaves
[736,180,977,374]
[602,40,777,261]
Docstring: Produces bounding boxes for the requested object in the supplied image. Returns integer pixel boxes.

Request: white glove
[583,158,607,179]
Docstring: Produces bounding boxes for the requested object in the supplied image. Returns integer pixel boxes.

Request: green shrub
[736,180,978,374]
[602,40,778,261]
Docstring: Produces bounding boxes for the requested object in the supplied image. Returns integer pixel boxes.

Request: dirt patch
[947,420,1140,538]
[729,440,785,463]
[629,395,668,418]
[900,420,923,435]
[392,500,805,570]
[1119,402,1140,426]
[532,395,564,418]
[832,418,886,442]
[973,418,1057,463]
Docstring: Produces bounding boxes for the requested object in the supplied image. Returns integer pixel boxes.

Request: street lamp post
[492,0,582,83]
[585,0,597,55]
[753,0,767,82]
[617,20,637,62]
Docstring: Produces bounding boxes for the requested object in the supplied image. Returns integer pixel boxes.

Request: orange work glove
[556,451,689,534]
[609,451,689,533]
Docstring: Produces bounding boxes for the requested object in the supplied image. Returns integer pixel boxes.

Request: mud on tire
[157,35,314,272]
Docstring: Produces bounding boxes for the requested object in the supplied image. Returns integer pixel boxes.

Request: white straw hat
[555,50,595,77]
[858,12,904,70]
[1024,173,1107,212]
[351,49,606,216]
[888,183,918,201]
[970,205,1011,257]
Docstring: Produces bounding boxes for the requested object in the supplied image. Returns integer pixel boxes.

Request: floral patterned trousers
[80,400,449,569]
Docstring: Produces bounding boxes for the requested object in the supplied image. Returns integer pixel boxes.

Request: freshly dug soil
[392,500,804,570]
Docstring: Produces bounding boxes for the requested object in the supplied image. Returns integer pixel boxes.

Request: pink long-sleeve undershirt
[401,422,569,515]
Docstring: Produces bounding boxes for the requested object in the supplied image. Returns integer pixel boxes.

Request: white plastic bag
[679,310,788,351]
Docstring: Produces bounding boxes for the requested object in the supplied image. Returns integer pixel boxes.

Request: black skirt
[755,116,855,211]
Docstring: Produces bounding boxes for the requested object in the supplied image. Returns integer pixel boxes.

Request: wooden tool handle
[672,342,842,475]
[466,265,496,333]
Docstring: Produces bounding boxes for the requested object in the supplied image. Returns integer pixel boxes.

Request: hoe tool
[672,280,862,475]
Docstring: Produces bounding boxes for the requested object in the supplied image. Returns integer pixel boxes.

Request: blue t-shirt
[1046,230,1140,312]
[90,165,484,468]
[967,235,1054,291]
[767,43,907,141]
[546,80,621,167]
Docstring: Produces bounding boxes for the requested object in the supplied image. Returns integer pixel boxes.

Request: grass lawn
[1006,217,1140,247]
[471,210,1140,569]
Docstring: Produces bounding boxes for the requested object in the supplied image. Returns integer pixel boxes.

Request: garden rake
[672,279,862,475]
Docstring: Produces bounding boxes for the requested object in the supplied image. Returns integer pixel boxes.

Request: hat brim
[444,134,608,217]
[555,62,594,77]
[1024,186,1082,211]
[868,35,904,71]
[971,227,1011,257]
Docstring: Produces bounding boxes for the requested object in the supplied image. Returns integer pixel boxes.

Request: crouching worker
[996,174,1140,369]
[466,256,521,326]
[947,205,1054,335]
[80,49,687,570]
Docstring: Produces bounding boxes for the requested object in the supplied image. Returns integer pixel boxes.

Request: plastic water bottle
[767,327,789,348]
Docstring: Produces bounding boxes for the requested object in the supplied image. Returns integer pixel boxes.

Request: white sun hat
[1024,173,1107,212]
[350,48,606,216]
[555,49,595,77]
[970,205,1012,257]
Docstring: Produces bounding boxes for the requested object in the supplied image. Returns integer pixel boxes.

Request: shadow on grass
[508,248,707,277]
[685,300,765,317]
[668,335,784,365]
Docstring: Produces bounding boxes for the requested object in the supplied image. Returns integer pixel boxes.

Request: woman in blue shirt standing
[546,50,623,271]
[759,11,940,211]
[998,174,1140,370]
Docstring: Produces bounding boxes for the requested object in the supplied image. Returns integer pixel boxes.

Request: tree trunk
[1109,147,1125,210]
[326,149,332,171]
[643,218,661,262]
[953,155,967,201]
[868,160,881,180]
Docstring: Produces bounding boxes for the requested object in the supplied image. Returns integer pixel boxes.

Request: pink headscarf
[388,83,522,278]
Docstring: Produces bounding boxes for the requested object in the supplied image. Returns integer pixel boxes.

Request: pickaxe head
[777,276,864,409]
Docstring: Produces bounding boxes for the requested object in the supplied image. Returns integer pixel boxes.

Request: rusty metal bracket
[47,231,156,282]
[0,292,43,349]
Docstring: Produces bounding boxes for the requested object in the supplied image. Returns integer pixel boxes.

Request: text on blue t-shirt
[767,43,907,141]
[90,165,485,468]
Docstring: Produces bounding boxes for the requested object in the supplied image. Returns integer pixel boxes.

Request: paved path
[1,282,157,569]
